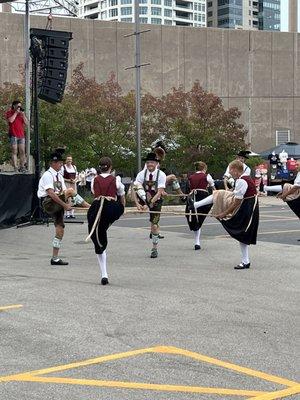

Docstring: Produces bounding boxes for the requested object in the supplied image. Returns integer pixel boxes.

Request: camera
[17,107,24,112]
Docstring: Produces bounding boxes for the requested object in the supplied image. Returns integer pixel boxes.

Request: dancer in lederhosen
[187,160,259,269]
[87,157,125,285]
[132,152,167,259]
[264,160,300,218]
[186,161,215,250]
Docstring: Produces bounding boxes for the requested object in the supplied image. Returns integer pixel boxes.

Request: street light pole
[134,0,141,172]
[24,0,31,171]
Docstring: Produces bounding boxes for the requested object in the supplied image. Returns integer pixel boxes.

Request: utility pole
[25,0,31,170]
[125,8,150,173]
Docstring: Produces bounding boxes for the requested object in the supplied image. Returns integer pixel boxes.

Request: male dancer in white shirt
[133,152,167,258]
[38,151,90,265]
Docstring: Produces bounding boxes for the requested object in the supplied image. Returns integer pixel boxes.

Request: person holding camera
[5,100,28,173]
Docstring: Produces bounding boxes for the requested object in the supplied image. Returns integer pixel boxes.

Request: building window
[276,130,290,145]
[151,0,161,4]
[151,6,161,15]
[164,19,172,24]
[207,11,212,17]
[140,17,148,22]
[164,0,172,6]
[121,17,132,21]
[121,6,132,14]
[207,1,212,6]
[101,10,107,17]
[109,0,118,6]
[164,8,172,16]
[139,0,147,2]
[151,17,162,23]
[109,8,118,16]
[139,6,148,13]
[121,0,131,3]
[207,20,213,26]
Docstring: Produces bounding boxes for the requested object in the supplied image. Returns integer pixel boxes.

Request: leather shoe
[101,277,109,285]
[194,244,201,250]
[149,233,164,239]
[234,262,250,270]
[150,248,158,258]
[51,258,69,265]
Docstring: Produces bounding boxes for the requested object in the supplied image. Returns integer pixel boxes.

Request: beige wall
[0,12,299,152]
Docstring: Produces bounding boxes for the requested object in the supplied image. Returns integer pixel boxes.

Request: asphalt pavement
[0,196,299,400]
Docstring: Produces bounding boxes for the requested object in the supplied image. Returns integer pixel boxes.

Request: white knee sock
[194,194,213,209]
[239,242,250,264]
[97,251,107,278]
[194,229,201,245]
[264,185,282,193]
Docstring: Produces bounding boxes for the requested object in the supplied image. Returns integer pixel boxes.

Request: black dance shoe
[150,248,158,258]
[51,258,69,265]
[194,244,201,250]
[101,277,109,285]
[149,233,164,239]
[234,263,250,270]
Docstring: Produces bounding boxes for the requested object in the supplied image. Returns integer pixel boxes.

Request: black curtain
[0,174,35,228]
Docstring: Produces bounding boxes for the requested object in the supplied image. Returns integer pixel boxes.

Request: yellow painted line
[0,347,158,381]
[155,347,299,388]
[6,375,266,396]
[0,304,23,311]
[1,345,298,396]
[248,384,300,399]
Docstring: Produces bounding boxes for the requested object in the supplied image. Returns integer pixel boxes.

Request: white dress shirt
[294,171,300,187]
[38,167,66,198]
[134,168,167,189]
[233,174,249,200]
[224,163,251,179]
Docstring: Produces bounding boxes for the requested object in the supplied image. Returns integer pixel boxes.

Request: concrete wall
[0,12,299,152]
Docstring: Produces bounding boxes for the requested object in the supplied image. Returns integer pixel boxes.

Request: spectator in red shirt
[5,100,28,173]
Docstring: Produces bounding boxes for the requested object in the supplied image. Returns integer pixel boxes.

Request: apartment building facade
[79,0,206,27]
[207,0,280,31]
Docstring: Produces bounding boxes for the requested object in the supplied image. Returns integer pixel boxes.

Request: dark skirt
[185,190,212,231]
[220,197,259,245]
[87,199,124,254]
[286,198,300,218]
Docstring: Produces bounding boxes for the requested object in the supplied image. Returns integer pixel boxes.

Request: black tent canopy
[259,142,300,159]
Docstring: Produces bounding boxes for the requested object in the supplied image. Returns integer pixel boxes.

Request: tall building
[207,0,259,30]
[258,0,280,30]
[79,0,206,27]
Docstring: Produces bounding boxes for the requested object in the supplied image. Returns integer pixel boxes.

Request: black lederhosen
[220,197,259,245]
[185,189,212,231]
[87,199,124,254]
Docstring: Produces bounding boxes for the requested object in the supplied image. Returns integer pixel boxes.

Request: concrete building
[207,0,259,30]
[79,0,206,27]
[258,0,280,31]
[288,0,298,32]
[0,12,299,152]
